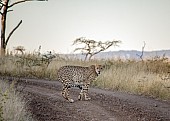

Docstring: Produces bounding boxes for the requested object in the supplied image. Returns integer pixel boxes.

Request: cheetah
[57,64,103,103]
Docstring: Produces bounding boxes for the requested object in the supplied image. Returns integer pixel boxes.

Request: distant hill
[68,50,170,60]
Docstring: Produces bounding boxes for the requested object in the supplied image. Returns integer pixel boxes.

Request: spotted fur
[57,65,103,103]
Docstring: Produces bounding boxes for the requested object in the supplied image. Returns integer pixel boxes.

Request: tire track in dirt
[15,78,170,121]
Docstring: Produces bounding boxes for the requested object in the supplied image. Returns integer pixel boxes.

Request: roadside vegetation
[0,51,170,101]
[0,80,34,121]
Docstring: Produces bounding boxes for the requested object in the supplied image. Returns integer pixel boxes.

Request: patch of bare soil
[5,78,170,121]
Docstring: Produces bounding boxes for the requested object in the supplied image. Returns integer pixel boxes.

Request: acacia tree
[14,45,25,55]
[73,37,121,60]
[0,0,47,56]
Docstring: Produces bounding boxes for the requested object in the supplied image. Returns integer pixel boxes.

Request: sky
[6,0,170,54]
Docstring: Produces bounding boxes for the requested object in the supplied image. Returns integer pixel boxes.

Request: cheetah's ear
[90,65,95,69]
[101,64,106,69]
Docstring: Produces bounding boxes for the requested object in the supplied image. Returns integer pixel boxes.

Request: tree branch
[8,0,47,8]
[7,9,13,12]
[0,2,4,11]
[5,20,22,46]
[74,47,87,52]
[0,1,5,7]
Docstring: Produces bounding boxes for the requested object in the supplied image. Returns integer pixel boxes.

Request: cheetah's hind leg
[62,86,74,103]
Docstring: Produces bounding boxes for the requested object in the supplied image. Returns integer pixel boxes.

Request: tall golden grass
[0,53,170,101]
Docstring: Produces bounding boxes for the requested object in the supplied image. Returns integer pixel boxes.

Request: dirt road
[13,78,170,121]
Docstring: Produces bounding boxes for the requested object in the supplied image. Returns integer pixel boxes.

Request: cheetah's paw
[68,99,74,103]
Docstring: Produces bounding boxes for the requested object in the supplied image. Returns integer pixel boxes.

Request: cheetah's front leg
[78,84,91,101]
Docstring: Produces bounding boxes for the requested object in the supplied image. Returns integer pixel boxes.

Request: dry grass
[0,80,34,121]
[95,60,170,100]
[0,53,170,100]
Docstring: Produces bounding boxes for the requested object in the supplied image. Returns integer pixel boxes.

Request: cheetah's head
[94,64,103,75]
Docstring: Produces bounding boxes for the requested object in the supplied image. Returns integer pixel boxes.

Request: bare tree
[136,41,146,61]
[0,0,47,56]
[73,37,121,60]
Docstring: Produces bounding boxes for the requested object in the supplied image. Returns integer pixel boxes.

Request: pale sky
[7,0,170,53]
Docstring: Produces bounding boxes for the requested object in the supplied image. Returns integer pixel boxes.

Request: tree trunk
[0,0,8,56]
[0,47,5,56]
